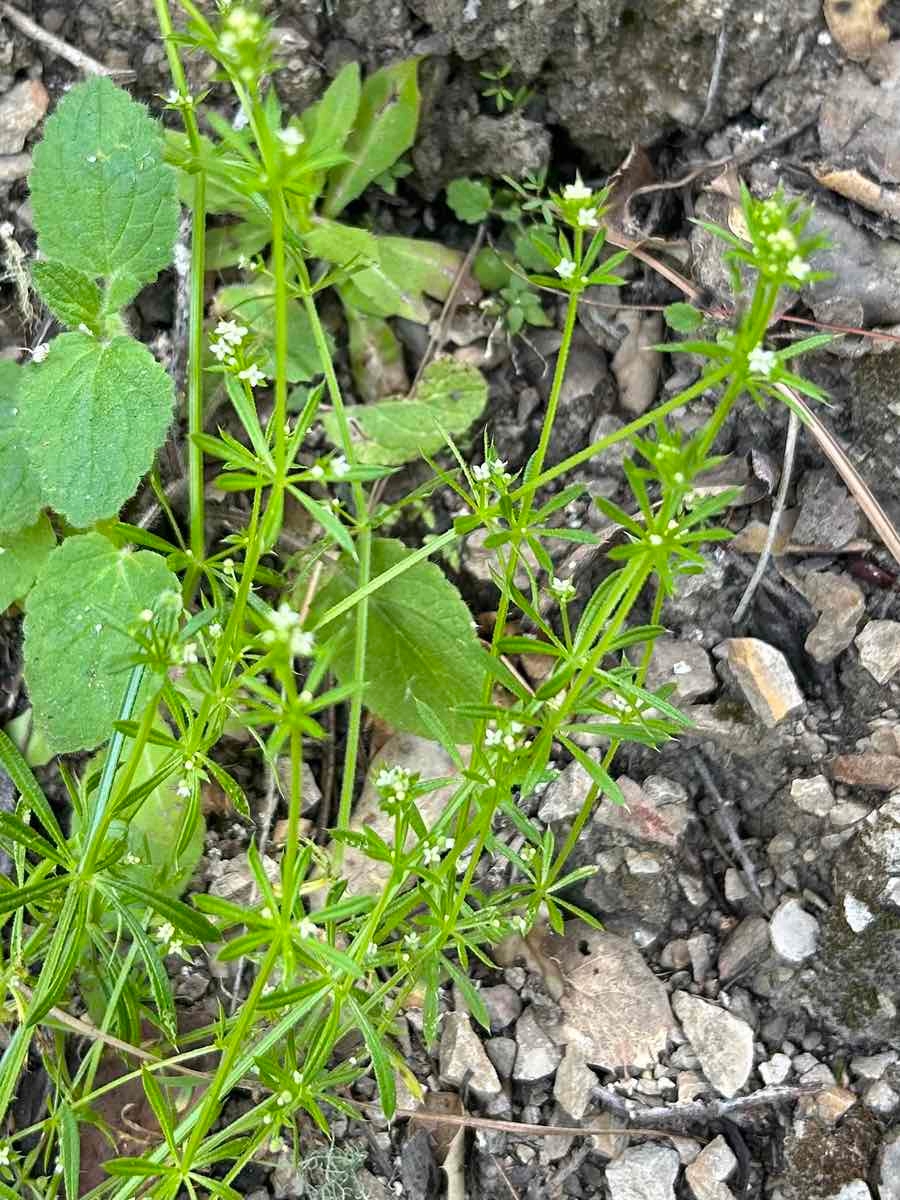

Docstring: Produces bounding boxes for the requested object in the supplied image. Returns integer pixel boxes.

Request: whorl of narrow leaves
[24,533,177,754]
[29,75,179,310]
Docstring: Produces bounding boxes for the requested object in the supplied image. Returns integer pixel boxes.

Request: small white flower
[214,319,248,347]
[648,533,663,546]
[164,88,182,105]
[123,852,141,865]
[278,125,305,154]
[310,463,325,480]
[277,1089,292,1107]
[168,938,184,957]
[472,462,492,483]
[748,345,777,377]
[563,175,592,201]
[237,255,248,270]
[787,255,810,281]
[549,576,576,602]
[403,931,421,950]
[767,228,797,253]
[577,206,597,228]
[484,726,503,747]
[157,921,175,946]
[139,608,154,622]
[31,343,50,364]
[422,843,441,866]
[331,454,350,478]
[238,363,267,388]
[299,917,317,939]
[181,642,199,665]
[0,1144,10,1167]
[176,778,192,799]
[209,338,235,364]
[555,257,576,280]
[490,457,508,476]
[209,622,223,638]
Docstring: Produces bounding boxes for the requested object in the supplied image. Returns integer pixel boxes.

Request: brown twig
[0,3,129,78]
[777,382,900,570]
[411,224,485,393]
[593,1082,821,1128]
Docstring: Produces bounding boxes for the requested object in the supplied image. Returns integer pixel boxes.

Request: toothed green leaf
[0,515,55,611]
[0,360,43,535]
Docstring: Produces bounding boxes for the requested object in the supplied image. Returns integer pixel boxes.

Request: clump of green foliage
[0,1,830,1195]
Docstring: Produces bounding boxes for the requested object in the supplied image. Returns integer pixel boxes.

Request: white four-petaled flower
[555,258,576,280]
[748,346,777,377]
[238,363,267,388]
[563,176,592,201]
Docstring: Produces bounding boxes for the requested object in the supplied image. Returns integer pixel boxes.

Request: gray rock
[855,621,900,685]
[792,472,861,551]
[770,899,820,964]
[790,775,835,818]
[553,1047,596,1120]
[687,933,716,984]
[714,638,805,728]
[605,1143,680,1200]
[826,1185,872,1200]
[276,758,322,814]
[864,1080,899,1115]
[820,64,900,185]
[540,924,676,1072]
[672,992,754,1099]
[480,984,522,1032]
[538,754,593,824]
[850,1051,898,1080]
[719,916,771,982]
[638,636,717,704]
[0,79,48,155]
[484,1036,517,1080]
[685,1134,737,1200]
[208,852,279,905]
[880,1127,900,1200]
[513,1007,562,1083]
[439,1012,501,1101]
[796,572,865,665]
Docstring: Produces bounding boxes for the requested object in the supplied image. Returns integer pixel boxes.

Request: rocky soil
[2,1,900,1198]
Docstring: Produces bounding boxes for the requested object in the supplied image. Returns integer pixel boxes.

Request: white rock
[880,1127,900,1200]
[856,620,900,684]
[844,893,876,932]
[685,1134,737,1200]
[790,774,835,817]
[606,1143,680,1200]
[865,1080,900,1115]
[759,1052,792,1086]
[673,992,754,1099]
[770,898,820,963]
[827,1184,872,1200]
[851,1051,898,1080]
[439,1012,501,1101]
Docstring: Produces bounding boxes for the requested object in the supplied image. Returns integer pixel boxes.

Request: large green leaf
[301,61,361,160]
[323,58,420,218]
[18,332,174,526]
[0,515,55,611]
[322,358,487,466]
[312,537,487,742]
[217,284,327,382]
[31,262,104,333]
[24,532,178,753]
[0,360,43,535]
[29,75,179,306]
[377,236,464,302]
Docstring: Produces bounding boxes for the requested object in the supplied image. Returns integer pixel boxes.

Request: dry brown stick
[731,407,800,623]
[0,3,127,77]
[777,382,900,570]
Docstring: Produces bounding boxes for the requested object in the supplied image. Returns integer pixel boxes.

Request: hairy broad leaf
[324,58,419,218]
[377,236,464,302]
[0,360,43,535]
[24,532,177,753]
[205,220,271,270]
[217,284,327,382]
[446,177,492,224]
[323,358,487,466]
[29,75,179,306]
[346,308,408,403]
[312,537,487,742]
[18,332,174,526]
[664,301,704,333]
[0,515,55,611]
[31,262,104,333]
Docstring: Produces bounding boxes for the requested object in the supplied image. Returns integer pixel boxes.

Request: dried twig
[0,3,128,78]
[732,408,800,623]
[411,225,485,392]
[778,382,900,570]
[700,1,734,128]
[695,757,762,902]
[593,1082,821,1128]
